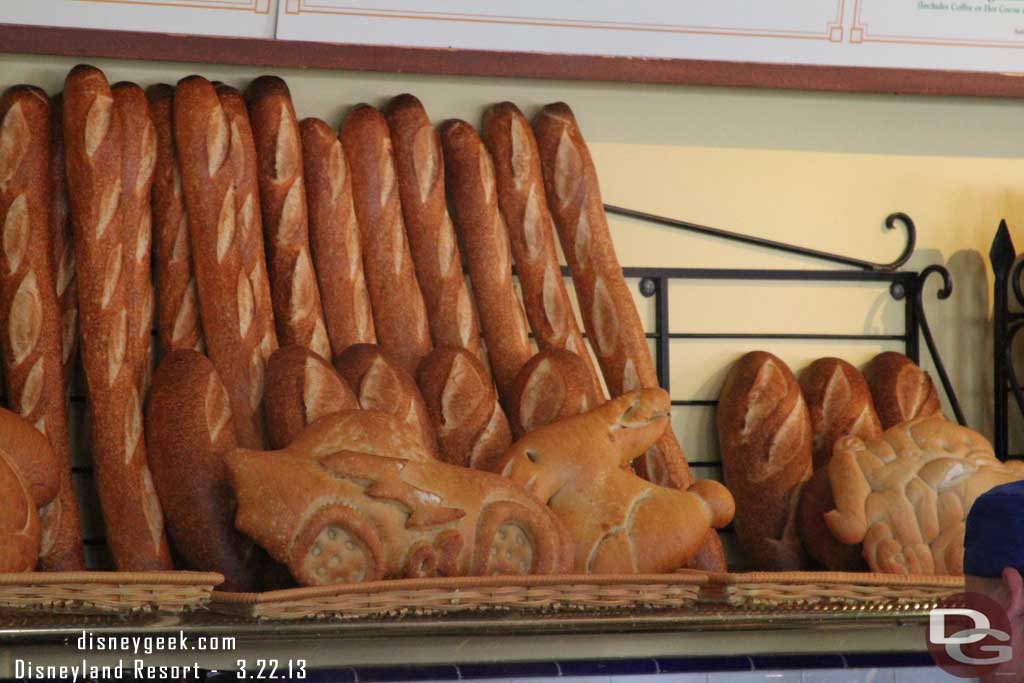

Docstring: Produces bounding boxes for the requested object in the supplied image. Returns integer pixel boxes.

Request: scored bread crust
[508,348,598,436]
[798,357,882,470]
[862,351,943,429]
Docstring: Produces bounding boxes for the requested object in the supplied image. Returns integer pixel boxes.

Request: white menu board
[276,1,1024,73]
[0,0,279,39]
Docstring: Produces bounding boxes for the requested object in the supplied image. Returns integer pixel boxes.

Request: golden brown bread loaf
[508,348,599,436]
[0,85,84,571]
[263,344,359,449]
[797,467,867,571]
[146,350,264,590]
[245,76,329,359]
[826,416,1024,575]
[174,75,266,449]
[798,357,882,470]
[299,117,375,355]
[48,93,79,397]
[334,343,438,456]
[64,65,170,570]
[531,103,692,492]
[481,102,602,399]
[862,352,943,429]
[416,347,512,470]
[717,351,812,570]
[341,104,432,376]
[439,119,534,405]
[385,95,485,364]
[147,84,205,357]
[226,409,574,586]
[491,389,734,573]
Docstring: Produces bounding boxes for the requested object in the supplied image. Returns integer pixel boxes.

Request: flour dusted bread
[491,389,734,574]
[826,416,1024,575]
[263,344,358,449]
[509,348,599,436]
[226,409,573,586]
[717,351,812,570]
[862,352,943,429]
[0,408,59,571]
[64,65,170,570]
[416,347,512,470]
[799,357,882,470]
[146,350,263,590]
[335,343,438,456]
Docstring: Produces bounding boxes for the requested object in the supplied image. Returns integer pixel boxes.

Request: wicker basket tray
[703,571,964,608]
[212,573,708,621]
[0,571,224,614]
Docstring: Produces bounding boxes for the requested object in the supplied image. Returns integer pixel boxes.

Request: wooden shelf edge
[3,23,1024,97]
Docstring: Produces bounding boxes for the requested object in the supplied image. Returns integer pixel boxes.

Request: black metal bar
[607,206,917,272]
[913,265,966,426]
[656,277,671,392]
[620,266,913,283]
[671,400,719,407]
[990,221,1016,460]
[1004,322,1024,430]
[903,276,921,365]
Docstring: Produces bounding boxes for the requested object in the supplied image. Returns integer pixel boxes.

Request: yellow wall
[3,52,1021,564]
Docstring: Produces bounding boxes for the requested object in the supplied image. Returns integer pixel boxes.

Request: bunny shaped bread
[489,388,735,574]
[825,415,1024,575]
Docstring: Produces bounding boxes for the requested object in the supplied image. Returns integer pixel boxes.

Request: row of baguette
[0,65,726,576]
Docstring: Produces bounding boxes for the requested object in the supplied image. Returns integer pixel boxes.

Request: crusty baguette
[334,343,438,456]
[174,75,266,449]
[862,351,943,429]
[112,82,156,397]
[340,105,432,376]
[147,84,204,357]
[263,344,359,450]
[215,84,278,364]
[482,102,602,399]
[244,77,328,359]
[48,93,79,397]
[439,120,534,405]
[147,350,264,590]
[799,357,882,470]
[416,346,512,469]
[299,117,375,354]
[717,351,812,570]
[64,65,171,569]
[531,103,693,493]
[0,85,85,571]
[508,348,599,437]
[385,95,485,363]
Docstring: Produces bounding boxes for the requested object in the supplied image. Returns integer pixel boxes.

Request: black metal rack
[989,221,1024,460]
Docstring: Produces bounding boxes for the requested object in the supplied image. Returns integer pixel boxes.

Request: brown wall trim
[2,23,1023,98]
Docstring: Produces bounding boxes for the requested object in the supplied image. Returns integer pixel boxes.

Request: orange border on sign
[852,0,1024,48]
[285,1,846,41]
[74,0,271,14]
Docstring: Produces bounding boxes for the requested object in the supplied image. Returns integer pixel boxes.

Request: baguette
[244,77,328,359]
[0,85,85,571]
[174,75,266,449]
[508,348,598,436]
[112,82,156,397]
[146,84,205,356]
[263,344,358,450]
[334,343,438,456]
[717,351,812,570]
[416,346,512,469]
[798,357,882,470]
[481,102,602,399]
[217,84,278,364]
[48,93,79,396]
[341,105,432,376]
[299,117,375,355]
[385,95,484,363]
[439,120,534,405]
[531,103,693,492]
[862,352,943,429]
[64,65,171,569]
[147,350,263,590]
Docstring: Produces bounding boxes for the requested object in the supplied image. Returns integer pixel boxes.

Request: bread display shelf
[0,571,223,614]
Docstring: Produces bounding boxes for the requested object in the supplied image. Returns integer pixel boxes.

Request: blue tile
[355,665,460,682]
[655,656,754,673]
[559,659,659,676]
[751,654,845,671]
[458,662,560,679]
[842,653,933,670]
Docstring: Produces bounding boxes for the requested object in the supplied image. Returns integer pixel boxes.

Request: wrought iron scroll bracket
[912,265,966,427]
[606,205,917,272]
